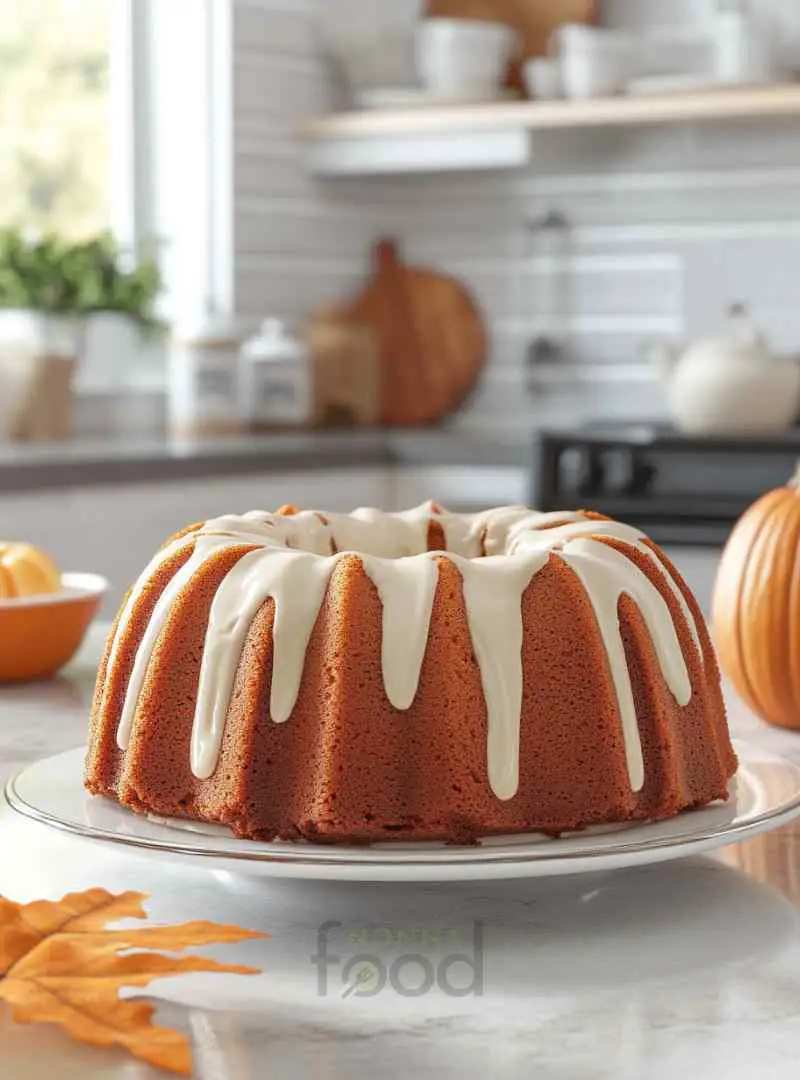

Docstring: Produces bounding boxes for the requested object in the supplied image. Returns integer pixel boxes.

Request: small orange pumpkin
[712,467,800,730]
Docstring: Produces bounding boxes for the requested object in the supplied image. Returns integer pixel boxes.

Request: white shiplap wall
[233,0,373,325]
[232,0,800,438]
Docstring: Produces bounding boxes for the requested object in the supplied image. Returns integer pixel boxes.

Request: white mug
[415,19,518,99]
[552,23,632,100]
[714,10,773,84]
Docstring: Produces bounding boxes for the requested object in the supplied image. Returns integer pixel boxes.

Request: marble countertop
[1,623,800,1080]
[0,430,529,492]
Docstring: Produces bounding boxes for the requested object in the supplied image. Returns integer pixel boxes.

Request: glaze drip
[559,538,692,790]
[111,503,702,800]
[455,552,548,799]
[365,554,439,712]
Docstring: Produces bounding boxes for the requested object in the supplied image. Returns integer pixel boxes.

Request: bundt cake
[85,502,737,844]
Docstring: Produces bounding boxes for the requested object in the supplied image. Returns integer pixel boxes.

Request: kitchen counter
[0,429,529,492]
[1,619,800,1080]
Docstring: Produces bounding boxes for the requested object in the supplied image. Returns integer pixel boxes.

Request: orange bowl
[0,572,108,683]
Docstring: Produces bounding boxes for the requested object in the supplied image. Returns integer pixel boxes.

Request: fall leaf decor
[0,887,266,1075]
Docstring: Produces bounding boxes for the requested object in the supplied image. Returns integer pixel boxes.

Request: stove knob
[559,447,605,498]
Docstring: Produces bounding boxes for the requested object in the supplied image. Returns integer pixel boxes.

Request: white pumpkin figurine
[654,303,800,435]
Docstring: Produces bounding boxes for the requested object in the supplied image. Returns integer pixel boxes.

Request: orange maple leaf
[0,887,267,1075]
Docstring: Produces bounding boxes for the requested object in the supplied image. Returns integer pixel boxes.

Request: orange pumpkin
[712,468,800,730]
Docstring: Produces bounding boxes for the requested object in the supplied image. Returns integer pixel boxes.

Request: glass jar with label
[238,319,312,429]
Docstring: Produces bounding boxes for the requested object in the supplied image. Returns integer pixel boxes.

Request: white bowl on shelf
[523,57,563,100]
[316,0,423,102]
[415,18,519,100]
[335,33,417,96]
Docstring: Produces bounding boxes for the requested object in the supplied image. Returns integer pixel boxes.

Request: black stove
[533,423,800,546]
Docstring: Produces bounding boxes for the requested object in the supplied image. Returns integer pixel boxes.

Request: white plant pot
[0,309,83,358]
[0,310,84,441]
[79,312,141,392]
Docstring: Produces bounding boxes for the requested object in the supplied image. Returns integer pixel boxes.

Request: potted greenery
[0,229,163,440]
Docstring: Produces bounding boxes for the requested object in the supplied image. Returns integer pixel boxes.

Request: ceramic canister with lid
[654,303,800,435]
[238,319,312,428]
[168,312,243,439]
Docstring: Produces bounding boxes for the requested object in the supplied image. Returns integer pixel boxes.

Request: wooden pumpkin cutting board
[326,238,487,427]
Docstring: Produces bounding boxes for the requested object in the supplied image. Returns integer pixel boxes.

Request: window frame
[108,0,234,322]
[109,0,144,253]
[73,0,235,408]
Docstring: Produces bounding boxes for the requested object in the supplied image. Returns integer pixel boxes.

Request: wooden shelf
[303,83,800,139]
[300,83,800,175]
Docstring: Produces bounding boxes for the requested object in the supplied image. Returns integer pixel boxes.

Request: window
[0,0,111,239]
[0,0,233,382]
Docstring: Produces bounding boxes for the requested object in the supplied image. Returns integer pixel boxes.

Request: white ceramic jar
[238,319,312,429]
[168,312,243,440]
[655,306,800,435]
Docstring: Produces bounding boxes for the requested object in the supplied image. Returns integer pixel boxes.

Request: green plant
[0,229,165,335]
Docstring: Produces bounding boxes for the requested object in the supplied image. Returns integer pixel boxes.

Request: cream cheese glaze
[110,502,703,801]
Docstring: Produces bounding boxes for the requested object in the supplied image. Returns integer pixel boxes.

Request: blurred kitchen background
[3,0,800,616]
